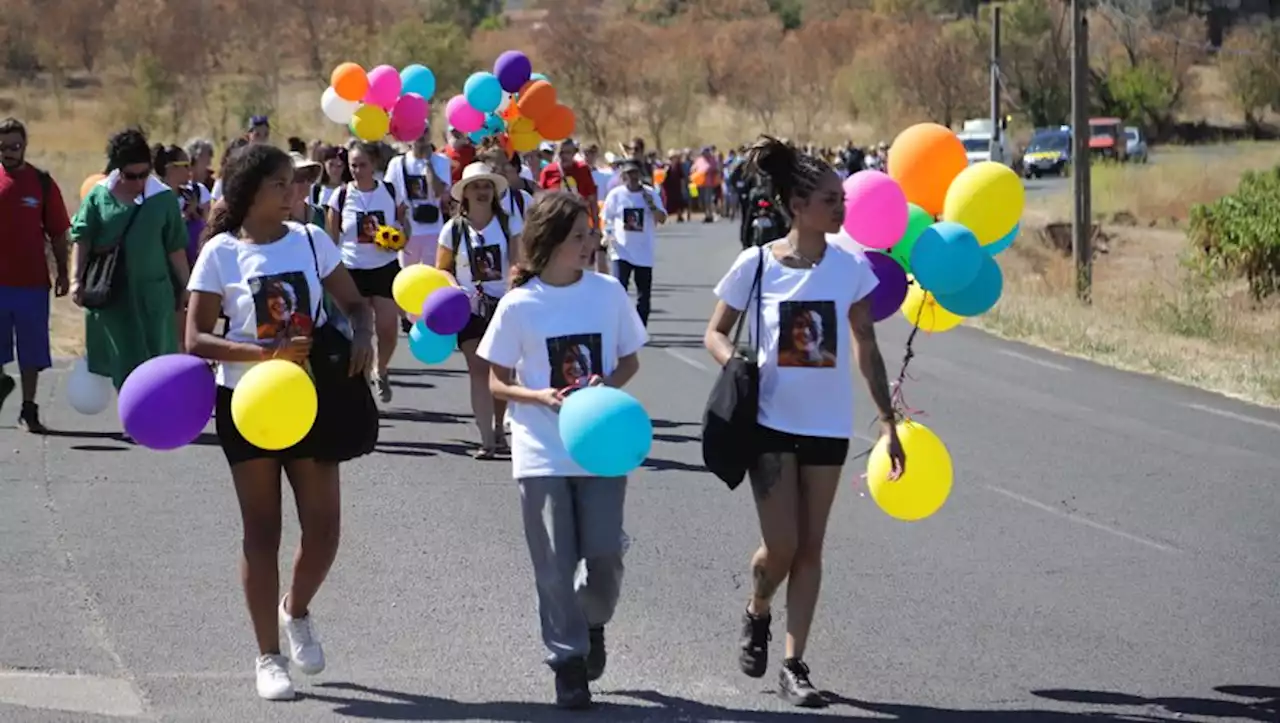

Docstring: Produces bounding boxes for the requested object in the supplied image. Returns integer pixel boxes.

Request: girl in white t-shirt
[436,161,520,459]
[325,141,408,403]
[704,136,906,709]
[186,144,375,703]
[476,191,647,710]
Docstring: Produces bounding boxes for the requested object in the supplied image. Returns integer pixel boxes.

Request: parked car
[1088,117,1129,162]
[1125,126,1149,163]
[1022,129,1071,178]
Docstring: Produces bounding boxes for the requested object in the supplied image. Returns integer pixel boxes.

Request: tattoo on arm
[852,301,896,420]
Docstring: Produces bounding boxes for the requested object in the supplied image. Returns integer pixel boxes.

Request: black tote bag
[701,246,764,490]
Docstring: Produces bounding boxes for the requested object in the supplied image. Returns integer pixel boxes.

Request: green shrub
[1188,166,1280,301]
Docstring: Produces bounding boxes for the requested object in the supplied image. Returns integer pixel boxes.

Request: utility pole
[990,5,1002,163]
[1070,0,1093,304]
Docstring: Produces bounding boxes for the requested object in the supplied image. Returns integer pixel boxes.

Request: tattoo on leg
[752,559,780,603]
[750,454,782,502]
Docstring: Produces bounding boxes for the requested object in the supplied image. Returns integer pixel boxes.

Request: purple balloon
[866,251,909,322]
[118,354,216,450]
[494,50,533,93]
[421,287,472,336]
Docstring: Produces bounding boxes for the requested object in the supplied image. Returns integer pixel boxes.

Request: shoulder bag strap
[303,225,323,321]
[729,245,765,354]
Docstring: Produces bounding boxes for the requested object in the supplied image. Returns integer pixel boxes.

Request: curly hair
[106,127,152,172]
[201,143,292,243]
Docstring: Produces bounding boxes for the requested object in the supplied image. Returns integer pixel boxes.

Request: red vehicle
[1088,117,1129,162]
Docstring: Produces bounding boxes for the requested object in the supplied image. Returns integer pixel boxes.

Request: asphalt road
[1024,143,1250,199]
[3,220,1279,723]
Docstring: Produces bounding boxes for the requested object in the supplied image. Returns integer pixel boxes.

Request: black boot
[738,609,771,678]
[0,374,14,413]
[586,626,607,682]
[552,657,592,710]
[18,401,47,434]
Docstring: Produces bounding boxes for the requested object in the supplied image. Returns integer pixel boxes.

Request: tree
[1219,22,1280,132]
[1091,3,1206,133]
[990,0,1072,127]
[779,16,854,138]
[625,23,700,152]
[882,14,986,128]
[533,0,628,145]
[718,16,788,132]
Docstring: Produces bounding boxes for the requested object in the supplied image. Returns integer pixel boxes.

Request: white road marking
[984,485,1179,554]
[0,671,146,719]
[663,347,710,372]
[1182,402,1280,433]
[996,349,1072,372]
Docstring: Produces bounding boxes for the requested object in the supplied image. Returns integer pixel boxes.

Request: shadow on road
[390,367,467,378]
[379,409,472,425]
[374,440,479,459]
[647,332,708,349]
[642,456,706,473]
[1033,684,1280,722]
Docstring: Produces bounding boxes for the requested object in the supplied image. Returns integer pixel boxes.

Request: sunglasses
[121,168,151,181]
[0,142,24,152]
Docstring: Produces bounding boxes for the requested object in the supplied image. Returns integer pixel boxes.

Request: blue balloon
[909,221,984,295]
[558,386,653,477]
[409,321,455,364]
[482,112,506,135]
[530,72,549,84]
[985,223,1018,256]
[400,64,437,101]
[468,130,487,144]
[464,72,504,114]
[934,253,1004,316]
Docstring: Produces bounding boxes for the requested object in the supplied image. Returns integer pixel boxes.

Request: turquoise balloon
[464,72,503,114]
[985,223,1018,256]
[409,321,455,364]
[909,221,984,295]
[530,72,549,83]
[886,203,933,273]
[558,386,653,477]
[400,64,437,101]
[934,254,1004,316]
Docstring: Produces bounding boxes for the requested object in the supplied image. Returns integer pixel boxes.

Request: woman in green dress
[69,128,191,392]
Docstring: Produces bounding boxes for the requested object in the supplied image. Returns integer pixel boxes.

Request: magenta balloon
[117,354,216,450]
[421,287,472,336]
[364,65,402,109]
[842,171,909,250]
[392,93,429,126]
[445,95,485,133]
[494,50,533,93]
[865,251,909,322]
[389,114,428,143]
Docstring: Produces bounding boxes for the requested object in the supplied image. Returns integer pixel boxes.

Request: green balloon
[886,203,932,273]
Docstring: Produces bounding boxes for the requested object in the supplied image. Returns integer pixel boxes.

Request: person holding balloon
[186,143,376,702]
[384,130,451,271]
[477,191,647,710]
[703,136,906,709]
[435,162,519,459]
[325,141,408,403]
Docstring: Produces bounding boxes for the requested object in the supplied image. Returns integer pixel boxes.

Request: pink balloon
[842,171,908,250]
[392,93,429,127]
[364,65,402,110]
[389,114,428,143]
[445,94,484,134]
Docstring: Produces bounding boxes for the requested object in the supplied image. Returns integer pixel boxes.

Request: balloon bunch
[321,62,437,143]
[447,50,577,153]
[833,122,1027,524]
[373,225,407,253]
[391,265,470,364]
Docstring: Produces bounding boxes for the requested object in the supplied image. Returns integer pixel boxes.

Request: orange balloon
[330,62,369,102]
[80,173,106,200]
[500,103,521,123]
[516,80,557,122]
[887,123,968,216]
[536,105,575,142]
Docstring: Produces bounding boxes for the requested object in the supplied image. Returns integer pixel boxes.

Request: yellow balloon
[509,116,536,134]
[867,419,953,521]
[901,283,963,333]
[509,130,542,153]
[231,360,318,451]
[351,104,390,142]
[392,263,451,315]
[942,161,1024,245]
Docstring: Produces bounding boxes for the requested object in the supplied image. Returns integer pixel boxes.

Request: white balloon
[497,91,513,113]
[321,86,360,125]
[66,358,114,415]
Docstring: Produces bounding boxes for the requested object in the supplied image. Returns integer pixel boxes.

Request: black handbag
[452,218,503,321]
[80,202,143,309]
[305,227,379,462]
[701,246,765,490]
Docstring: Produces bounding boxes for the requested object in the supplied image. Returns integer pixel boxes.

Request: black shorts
[215,386,320,466]
[754,424,850,467]
[457,314,490,346]
[348,260,400,299]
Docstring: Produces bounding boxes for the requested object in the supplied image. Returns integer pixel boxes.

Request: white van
[957,118,1012,166]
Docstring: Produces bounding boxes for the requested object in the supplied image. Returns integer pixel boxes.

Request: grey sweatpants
[518,475,628,667]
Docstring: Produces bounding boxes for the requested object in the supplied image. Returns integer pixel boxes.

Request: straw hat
[451,162,509,202]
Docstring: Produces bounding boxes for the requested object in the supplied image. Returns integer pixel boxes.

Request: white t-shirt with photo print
[477,272,648,479]
[327,181,404,270]
[384,152,452,239]
[713,242,880,440]
[603,184,665,267]
[188,222,341,389]
[438,215,513,300]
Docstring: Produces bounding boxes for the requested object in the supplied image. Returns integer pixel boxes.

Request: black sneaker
[779,657,827,708]
[18,401,47,435]
[586,626,607,682]
[0,374,14,413]
[400,317,413,335]
[738,609,771,678]
[553,657,592,710]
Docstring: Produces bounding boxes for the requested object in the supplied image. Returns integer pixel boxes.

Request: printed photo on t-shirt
[470,243,504,282]
[356,210,386,244]
[178,184,199,221]
[547,333,603,389]
[622,207,645,232]
[250,271,314,341]
[405,175,428,201]
[777,300,838,368]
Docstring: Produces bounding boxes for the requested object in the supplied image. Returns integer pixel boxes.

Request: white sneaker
[279,597,326,675]
[255,654,295,701]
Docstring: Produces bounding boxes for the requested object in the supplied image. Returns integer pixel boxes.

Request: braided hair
[200,143,291,243]
[742,134,833,217]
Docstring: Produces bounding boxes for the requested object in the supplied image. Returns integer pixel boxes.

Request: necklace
[785,237,824,267]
